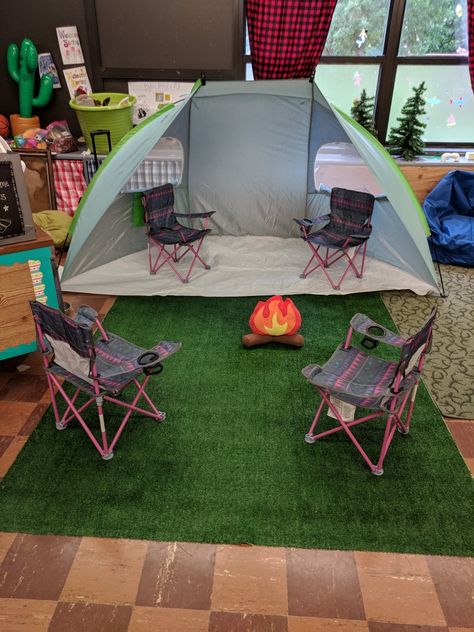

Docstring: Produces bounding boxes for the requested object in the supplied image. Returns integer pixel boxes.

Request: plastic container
[69,93,136,154]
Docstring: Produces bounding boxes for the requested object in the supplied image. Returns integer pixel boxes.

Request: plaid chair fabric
[142,183,214,283]
[295,187,375,290]
[302,308,437,475]
[246,0,337,79]
[309,188,375,248]
[143,185,204,244]
[31,301,181,460]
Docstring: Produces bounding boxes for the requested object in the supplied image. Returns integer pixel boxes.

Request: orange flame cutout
[249,296,302,336]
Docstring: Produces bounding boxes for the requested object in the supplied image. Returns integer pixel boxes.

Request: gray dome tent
[62,79,438,296]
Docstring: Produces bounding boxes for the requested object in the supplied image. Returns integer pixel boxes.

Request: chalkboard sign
[0,160,24,239]
[0,154,35,246]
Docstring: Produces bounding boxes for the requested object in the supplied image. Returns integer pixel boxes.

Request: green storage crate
[69,92,136,154]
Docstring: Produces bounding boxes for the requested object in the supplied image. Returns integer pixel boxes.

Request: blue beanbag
[423,170,474,266]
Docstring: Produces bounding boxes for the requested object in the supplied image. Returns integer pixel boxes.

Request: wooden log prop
[242,332,304,347]
[243,295,304,348]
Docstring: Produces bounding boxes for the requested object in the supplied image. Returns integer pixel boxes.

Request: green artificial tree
[388,82,427,161]
[350,89,377,136]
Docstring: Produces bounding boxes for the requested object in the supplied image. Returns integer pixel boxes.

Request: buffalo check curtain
[470,0,474,91]
[246,0,337,80]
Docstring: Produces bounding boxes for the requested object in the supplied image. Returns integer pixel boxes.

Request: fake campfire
[242,296,304,347]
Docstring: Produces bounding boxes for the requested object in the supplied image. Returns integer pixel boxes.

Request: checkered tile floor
[0,293,473,631]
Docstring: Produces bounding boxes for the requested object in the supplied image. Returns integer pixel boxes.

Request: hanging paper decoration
[356,29,368,49]
[449,97,464,108]
[455,3,463,18]
[426,96,441,107]
[353,71,362,87]
[447,114,457,127]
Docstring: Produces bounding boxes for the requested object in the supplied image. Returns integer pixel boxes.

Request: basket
[69,93,136,154]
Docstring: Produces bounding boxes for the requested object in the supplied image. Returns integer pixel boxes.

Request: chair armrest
[350,313,405,347]
[294,215,330,227]
[74,305,99,328]
[349,232,371,241]
[175,211,215,219]
[74,305,110,341]
[137,350,163,375]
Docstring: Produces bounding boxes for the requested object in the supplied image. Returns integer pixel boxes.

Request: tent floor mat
[382,263,474,419]
[61,236,437,297]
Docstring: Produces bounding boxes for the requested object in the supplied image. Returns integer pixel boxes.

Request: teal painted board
[0,245,59,361]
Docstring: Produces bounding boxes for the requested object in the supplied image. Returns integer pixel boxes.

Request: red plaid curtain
[469,0,474,91]
[246,0,337,80]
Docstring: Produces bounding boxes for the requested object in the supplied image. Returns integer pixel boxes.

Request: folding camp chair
[31,301,181,460]
[295,187,375,290]
[302,307,437,475]
[142,183,215,283]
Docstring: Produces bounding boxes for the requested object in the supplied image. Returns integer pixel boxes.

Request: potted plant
[7,38,53,137]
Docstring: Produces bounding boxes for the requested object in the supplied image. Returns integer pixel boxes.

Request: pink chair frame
[35,318,165,460]
[299,224,371,291]
[304,313,435,476]
[147,217,211,284]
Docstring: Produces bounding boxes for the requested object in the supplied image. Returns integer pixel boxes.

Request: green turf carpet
[1,294,473,556]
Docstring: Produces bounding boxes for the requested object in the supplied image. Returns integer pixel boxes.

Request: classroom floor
[0,292,472,631]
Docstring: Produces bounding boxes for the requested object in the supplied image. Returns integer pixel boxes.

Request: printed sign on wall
[56,26,85,65]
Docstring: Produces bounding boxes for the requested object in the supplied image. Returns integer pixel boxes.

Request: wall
[0,0,243,138]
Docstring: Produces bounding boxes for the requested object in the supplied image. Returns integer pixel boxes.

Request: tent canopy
[62,79,438,296]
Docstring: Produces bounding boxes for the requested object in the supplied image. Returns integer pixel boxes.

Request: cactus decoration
[7,38,53,118]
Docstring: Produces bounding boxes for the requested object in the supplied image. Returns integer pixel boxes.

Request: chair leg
[149,240,166,275]
[306,390,395,475]
[46,374,63,429]
[397,383,419,435]
[373,414,399,476]
[183,235,210,283]
[300,242,356,291]
[96,395,113,460]
[300,245,341,290]
[304,399,325,443]
[329,242,368,290]
[50,376,106,457]
[148,237,210,284]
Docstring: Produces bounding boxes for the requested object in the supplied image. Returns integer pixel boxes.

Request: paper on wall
[63,66,92,99]
[38,53,61,89]
[127,82,194,124]
[56,26,85,65]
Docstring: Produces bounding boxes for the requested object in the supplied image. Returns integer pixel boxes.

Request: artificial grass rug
[1,294,473,556]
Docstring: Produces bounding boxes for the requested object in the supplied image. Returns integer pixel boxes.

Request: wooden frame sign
[0,153,36,246]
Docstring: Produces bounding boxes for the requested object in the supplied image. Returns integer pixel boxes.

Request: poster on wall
[63,66,92,99]
[127,82,194,124]
[38,53,61,89]
[56,26,85,65]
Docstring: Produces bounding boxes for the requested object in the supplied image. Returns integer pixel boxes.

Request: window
[314,143,384,194]
[398,0,468,56]
[323,0,391,57]
[244,0,473,146]
[318,0,472,145]
[314,65,380,116]
[389,65,474,143]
